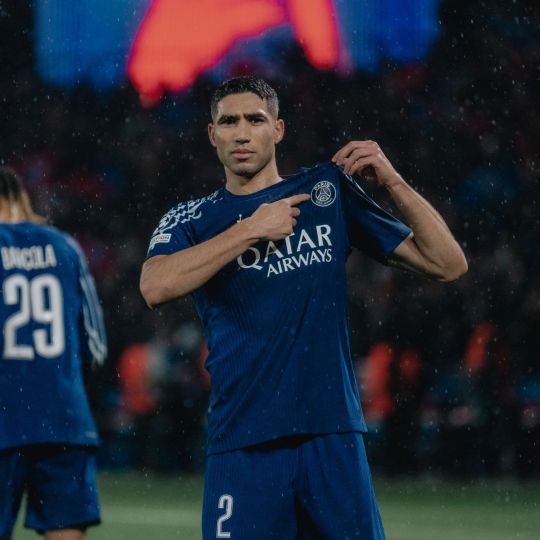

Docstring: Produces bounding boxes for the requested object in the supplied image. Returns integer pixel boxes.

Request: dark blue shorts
[0,445,100,537]
[202,432,385,540]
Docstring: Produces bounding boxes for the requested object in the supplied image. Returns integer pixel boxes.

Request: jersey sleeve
[68,237,108,366]
[339,169,412,262]
[146,204,196,259]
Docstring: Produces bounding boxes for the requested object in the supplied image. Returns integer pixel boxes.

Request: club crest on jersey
[311,180,336,207]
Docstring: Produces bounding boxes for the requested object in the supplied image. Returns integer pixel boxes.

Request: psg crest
[311,180,336,207]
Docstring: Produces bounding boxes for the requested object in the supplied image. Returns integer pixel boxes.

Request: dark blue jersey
[0,222,107,450]
[147,163,411,454]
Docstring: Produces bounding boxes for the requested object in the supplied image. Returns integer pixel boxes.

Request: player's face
[208,93,284,178]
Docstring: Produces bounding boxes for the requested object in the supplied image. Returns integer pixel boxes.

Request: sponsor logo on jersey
[311,180,336,207]
[149,233,172,250]
[1,245,57,271]
[237,224,333,278]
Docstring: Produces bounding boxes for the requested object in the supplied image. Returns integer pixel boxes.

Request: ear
[274,119,285,144]
[208,123,217,148]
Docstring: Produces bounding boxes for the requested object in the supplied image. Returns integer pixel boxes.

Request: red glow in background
[128,0,342,103]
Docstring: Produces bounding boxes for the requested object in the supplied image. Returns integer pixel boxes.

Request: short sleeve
[146,204,196,259]
[339,169,411,262]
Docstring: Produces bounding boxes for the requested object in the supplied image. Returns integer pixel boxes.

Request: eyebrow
[217,112,268,124]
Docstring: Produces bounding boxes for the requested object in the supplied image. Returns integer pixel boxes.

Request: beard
[231,163,259,178]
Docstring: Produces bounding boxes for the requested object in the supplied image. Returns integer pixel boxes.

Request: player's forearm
[386,176,467,281]
[140,219,259,307]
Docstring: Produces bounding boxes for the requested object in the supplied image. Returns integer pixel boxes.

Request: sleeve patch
[149,233,172,250]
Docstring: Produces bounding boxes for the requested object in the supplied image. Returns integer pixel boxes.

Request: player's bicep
[140,248,198,307]
[142,253,167,270]
[140,254,169,285]
[386,234,438,278]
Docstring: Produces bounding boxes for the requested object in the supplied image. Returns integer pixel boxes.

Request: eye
[219,116,236,125]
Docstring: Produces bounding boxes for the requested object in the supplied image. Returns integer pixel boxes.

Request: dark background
[1,0,539,477]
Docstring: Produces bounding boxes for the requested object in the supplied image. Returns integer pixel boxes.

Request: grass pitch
[13,473,540,539]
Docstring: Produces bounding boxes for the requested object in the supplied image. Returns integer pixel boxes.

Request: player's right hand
[248,193,310,240]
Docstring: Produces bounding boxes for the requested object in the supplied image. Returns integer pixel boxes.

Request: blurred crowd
[2,0,539,476]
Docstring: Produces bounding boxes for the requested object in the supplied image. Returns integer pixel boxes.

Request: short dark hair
[0,166,44,223]
[210,76,279,120]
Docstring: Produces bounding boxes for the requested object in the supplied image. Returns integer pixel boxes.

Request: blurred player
[0,168,107,540]
[140,77,467,539]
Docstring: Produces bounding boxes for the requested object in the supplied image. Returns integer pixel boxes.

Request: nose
[234,119,251,143]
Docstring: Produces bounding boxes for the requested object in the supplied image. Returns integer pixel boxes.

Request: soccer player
[140,77,467,539]
[0,168,107,540]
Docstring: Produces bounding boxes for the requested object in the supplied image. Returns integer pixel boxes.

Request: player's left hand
[332,140,403,188]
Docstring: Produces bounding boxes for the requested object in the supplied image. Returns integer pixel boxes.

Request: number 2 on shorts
[216,494,233,538]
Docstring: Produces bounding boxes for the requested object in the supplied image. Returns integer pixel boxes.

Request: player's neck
[0,204,23,223]
[224,161,282,196]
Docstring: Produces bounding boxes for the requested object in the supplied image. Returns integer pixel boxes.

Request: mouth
[231,149,254,160]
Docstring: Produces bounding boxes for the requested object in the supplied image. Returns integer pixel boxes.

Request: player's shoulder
[0,221,67,245]
[38,223,79,250]
[29,223,87,264]
[0,222,84,272]
[153,188,224,235]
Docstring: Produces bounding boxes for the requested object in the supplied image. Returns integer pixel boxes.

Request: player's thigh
[297,433,386,540]
[24,445,100,534]
[0,448,27,539]
[203,446,297,540]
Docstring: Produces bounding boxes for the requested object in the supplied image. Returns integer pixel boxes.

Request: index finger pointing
[285,193,311,206]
